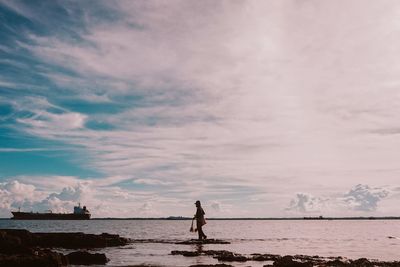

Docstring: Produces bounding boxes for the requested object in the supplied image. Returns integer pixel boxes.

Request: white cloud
[342,184,389,212]
[0,176,198,218]
[286,184,393,216]
[286,193,327,214]
[0,180,37,202]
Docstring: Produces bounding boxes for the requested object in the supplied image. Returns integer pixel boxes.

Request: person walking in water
[194,200,207,240]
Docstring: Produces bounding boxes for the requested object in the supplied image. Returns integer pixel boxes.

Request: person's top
[196,206,205,219]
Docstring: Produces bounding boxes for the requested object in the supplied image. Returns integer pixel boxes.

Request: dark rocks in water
[0,249,67,267]
[171,250,201,257]
[0,230,33,255]
[0,230,67,267]
[273,255,313,267]
[349,258,375,267]
[131,238,230,245]
[130,239,176,244]
[171,250,247,261]
[35,232,129,248]
[0,229,128,266]
[176,239,230,245]
[190,264,234,267]
[213,251,248,262]
[203,250,233,257]
[0,229,129,249]
[66,251,109,265]
[326,259,349,266]
[171,248,400,267]
[252,253,282,261]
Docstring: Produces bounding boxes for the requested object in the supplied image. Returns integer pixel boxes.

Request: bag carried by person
[190,219,195,232]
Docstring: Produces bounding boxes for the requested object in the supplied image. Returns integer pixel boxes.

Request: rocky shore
[171,248,400,266]
[2,230,400,267]
[0,229,130,267]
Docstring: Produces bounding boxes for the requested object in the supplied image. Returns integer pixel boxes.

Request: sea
[1,219,400,267]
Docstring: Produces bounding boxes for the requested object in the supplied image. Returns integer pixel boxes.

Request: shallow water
[1,219,400,266]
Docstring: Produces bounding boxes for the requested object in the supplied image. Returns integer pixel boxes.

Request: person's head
[195,200,201,207]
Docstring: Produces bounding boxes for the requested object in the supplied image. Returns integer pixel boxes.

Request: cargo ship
[11,203,91,220]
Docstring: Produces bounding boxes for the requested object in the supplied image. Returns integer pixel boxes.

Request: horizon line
[2,216,400,220]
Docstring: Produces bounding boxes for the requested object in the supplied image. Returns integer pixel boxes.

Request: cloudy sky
[1,0,400,218]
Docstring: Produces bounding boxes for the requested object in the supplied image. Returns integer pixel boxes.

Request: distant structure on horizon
[11,203,91,220]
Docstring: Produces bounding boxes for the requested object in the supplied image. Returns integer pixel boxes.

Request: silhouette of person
[194,200,207,240]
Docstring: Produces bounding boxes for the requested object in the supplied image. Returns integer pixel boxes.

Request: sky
[1,0,400,218]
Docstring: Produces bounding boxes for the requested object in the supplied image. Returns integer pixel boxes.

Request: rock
[0,230,32,255]
[349,258,374,267]
[0,229,129,249]
[0,250,67,267]
[171,250,201,257]
[273,255,312,267]
[35,232,129,248]
[214,251,248,262]
[203,250,233,256]
[169,247,400,267]
[190,264,233,267]
[252,253,282,261]
[171,249,248,262]
[176,239,230,245]
[326,259,348,266]
[0,229,129,266]
[66,251,109,265]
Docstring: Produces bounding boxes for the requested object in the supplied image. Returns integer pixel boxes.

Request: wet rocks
[171,248,400,267]
[171,250,248,262]
[0,230,68,267]
[326,259,349,266]
[0,229,128,266]
[171,250,201,257]
[189,264,234,267]
[273,255,313,267]
[35,232,129,248]
[252,253,282,261]
[0,229,129,249]
[66,251,109,265]
[0,254,59,267]
[213,251,248,262]
[0,229,32,255]
[176,239,230,245]
[0,249,67,267]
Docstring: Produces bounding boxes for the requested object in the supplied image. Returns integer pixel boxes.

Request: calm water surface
[1,220,400,266]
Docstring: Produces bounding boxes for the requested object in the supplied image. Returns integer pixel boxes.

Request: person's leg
[197,222,203,240]
[202,229,207,239]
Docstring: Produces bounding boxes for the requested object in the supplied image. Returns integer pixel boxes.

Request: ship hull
[11,211,90,220]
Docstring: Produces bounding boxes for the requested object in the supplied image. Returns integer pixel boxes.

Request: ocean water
[1,219,400,266]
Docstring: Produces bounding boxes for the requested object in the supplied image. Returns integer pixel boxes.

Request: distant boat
[11,203,91,220]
